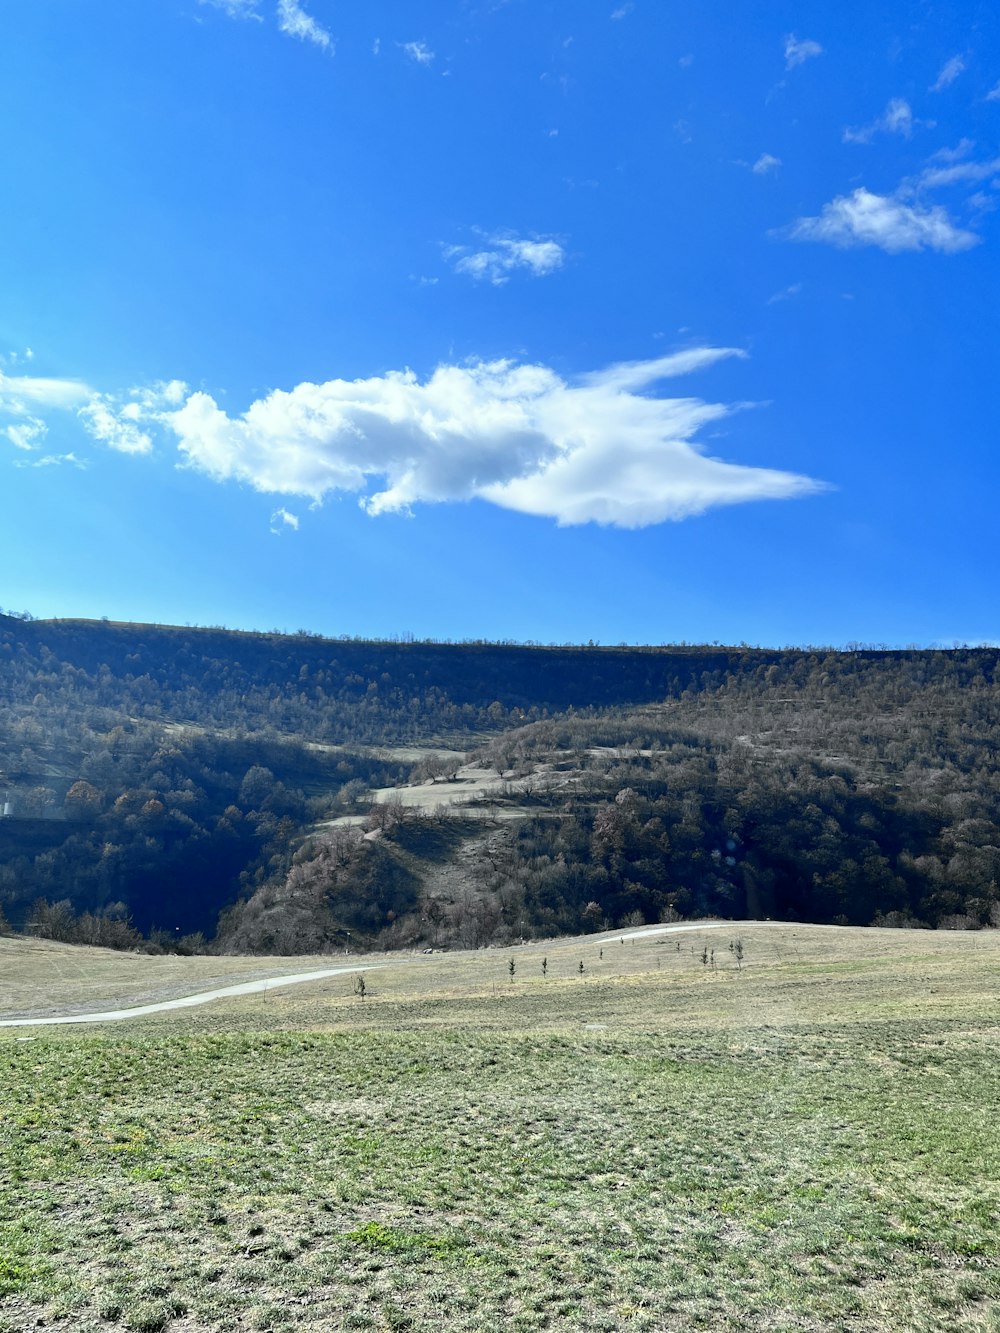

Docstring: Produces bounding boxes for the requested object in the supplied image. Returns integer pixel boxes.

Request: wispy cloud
[198,0,331,49]
[987,81,1000,102]
[446,233,566,285]
[917,155,1000,189]
[752,153,782,175]
[931,54,965,91]
[160,350,823,529]
[767,283,803,305]
[784,34,822,70]
[0,371,91,412]
[13,452,84,470]
[76,382,187,456]
[610,3,634,18]
[786,187,978,254]
[276,0,332,50]
[198,0,262,18]
[270,507,300,534]
[78,398,154,456]
[843,97,915,145]
[0,374,191,460]
[400,40,435,65]
[4,418,48,450]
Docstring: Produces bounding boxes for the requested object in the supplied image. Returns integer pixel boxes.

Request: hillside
[1,613,998,949]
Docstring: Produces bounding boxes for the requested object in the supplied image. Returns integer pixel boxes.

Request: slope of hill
[1,612,998,949]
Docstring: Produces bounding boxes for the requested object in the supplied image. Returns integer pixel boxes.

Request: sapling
[542,957,547,976]
[354,974,366,1000]
[579,960,585,975]
[509,958,516,982]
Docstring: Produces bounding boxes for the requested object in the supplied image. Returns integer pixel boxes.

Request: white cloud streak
[198,0,262,17]
[199,0,332,49]
[13,452,84,470]
[752,153,782,175]
[276,0,332,50]
[987,81,1000,102]
[0,372,90,412]
[917,155,1000,189]
[400,40,435,65]
[78,399,154,456]
[270,507,300,533]
[767,283,803,305]
[931,55,965,91]
[160,350,823,528]
[446,233,565,284]
[787,187,979,253]
[843,97,914,144]
[4,418,48,451]
[784,35,822,70]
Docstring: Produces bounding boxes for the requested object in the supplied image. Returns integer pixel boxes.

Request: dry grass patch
[3,923,1000,1330]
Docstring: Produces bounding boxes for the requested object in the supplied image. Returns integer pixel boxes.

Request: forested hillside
[1,611,997,951]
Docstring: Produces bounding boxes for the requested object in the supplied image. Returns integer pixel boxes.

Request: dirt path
[0,965,379,1029]
[0,923,728,1029]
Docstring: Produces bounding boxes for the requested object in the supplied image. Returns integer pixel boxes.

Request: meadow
[2,923,999,1331]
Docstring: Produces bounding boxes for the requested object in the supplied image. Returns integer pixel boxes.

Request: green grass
[2,924,1000,1330]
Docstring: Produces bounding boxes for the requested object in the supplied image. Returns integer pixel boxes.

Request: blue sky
[2,1,998,645]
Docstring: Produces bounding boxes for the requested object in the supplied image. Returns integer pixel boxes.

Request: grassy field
[2,923,1000,1331]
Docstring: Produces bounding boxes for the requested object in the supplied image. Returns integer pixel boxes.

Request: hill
[1,612,998,947]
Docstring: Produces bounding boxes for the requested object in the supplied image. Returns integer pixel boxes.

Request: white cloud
[161,350,823,529]
[270,507,300,534]
[400,40,435,65]
[931,55,965,91]
[4,417,47,450]
[0,371,90,412]
[610,3,634,18]
[928,139,975,163]
[13,452,84,470]
[446,233,565,285]
[917,155,1000,189]
[276,0,332,50]
[987,81,1000,102]
[787,187,979,253]
[752,153,782,175]
[199,0,262,17]
[784,35,822,70]
[78,397,154,455]
[578,347,745,391]
[843,97,914,144]
[129,379,189,410]
[767,283,803,305]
